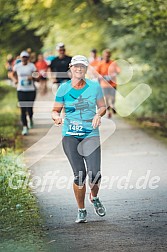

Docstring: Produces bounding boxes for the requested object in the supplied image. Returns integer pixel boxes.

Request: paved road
[23,90,167,252]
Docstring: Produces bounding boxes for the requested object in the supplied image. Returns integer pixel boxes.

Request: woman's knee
[74,171,87,186]
[88,171,101,185]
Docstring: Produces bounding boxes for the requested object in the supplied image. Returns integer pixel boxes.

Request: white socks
[92,196,98,200]
[78,208,86,211]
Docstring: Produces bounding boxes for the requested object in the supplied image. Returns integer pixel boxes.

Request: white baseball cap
[20,51,29,57]
[56,42,65,50]
[70,55,89,67]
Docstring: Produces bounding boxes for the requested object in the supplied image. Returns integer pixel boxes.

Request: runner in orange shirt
[35,54,48,94]
[96,49,120,118]
[89,49,101,70]
[88,49,101,80]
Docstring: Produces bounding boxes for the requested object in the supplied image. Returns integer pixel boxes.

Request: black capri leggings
[17,91,36,126]
[62,136,101,186]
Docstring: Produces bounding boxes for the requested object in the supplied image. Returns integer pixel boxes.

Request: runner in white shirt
[13,51,37,135]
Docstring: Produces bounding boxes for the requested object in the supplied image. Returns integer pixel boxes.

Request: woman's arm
[12,71,18,85]
[52,101,64,125]
[96,97,106,117]
[92,98,106,129]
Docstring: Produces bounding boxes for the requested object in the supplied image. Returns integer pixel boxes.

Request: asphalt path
[23,90,167,252]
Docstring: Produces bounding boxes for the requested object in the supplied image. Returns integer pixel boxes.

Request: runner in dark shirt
[50,43,72,86]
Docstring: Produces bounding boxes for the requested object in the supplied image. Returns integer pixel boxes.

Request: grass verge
[124,116,167,146]
[0,81,47,252]
[0,82,20,149]
[116,82,167,145]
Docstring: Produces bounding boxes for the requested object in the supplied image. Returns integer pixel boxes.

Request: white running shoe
[89,193,106,217]
[22,126,28,136]
[75,209,87,223]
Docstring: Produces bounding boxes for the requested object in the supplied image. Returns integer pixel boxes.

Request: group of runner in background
[5,43,120,135]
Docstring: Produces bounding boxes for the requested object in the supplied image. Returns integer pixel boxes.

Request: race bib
[21,78,32,86]
[66,120,85,136]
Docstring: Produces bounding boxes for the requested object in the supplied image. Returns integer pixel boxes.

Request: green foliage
[148,86,167,115]
[0,0,42,78]
[0,84,10,99]
[0,82,20,149]
[1,0,167,123]
[0,0,42,54]
[0,153,47,251]
[0,81,47,251]
[0,154,36,227]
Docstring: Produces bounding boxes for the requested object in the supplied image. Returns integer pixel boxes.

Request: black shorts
[17,90,36,105]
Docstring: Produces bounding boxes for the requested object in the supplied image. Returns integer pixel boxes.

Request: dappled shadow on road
[22,91,167,252]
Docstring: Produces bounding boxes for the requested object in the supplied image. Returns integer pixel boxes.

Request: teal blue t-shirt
[55,79,104,138]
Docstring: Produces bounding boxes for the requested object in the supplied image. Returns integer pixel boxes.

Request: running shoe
[22,126,28,136]
[28,119,33,129]
[75,209,87,223]
[89,193,106,217]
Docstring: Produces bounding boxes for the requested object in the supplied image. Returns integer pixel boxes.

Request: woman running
[13,51,37,135]
[52,55,106,223]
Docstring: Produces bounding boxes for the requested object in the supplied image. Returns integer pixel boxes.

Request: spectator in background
[26,48,32,55]
[26,48,37,64]
[97,49,120,118]
[49,43,72,87]
[35,54,48,95]
[29,52,37,64]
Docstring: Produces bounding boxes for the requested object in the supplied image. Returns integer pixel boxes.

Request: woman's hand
[14,79,18,85]
[52,113,63,126]
[52,102,64,126]
[92,114,101,129]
